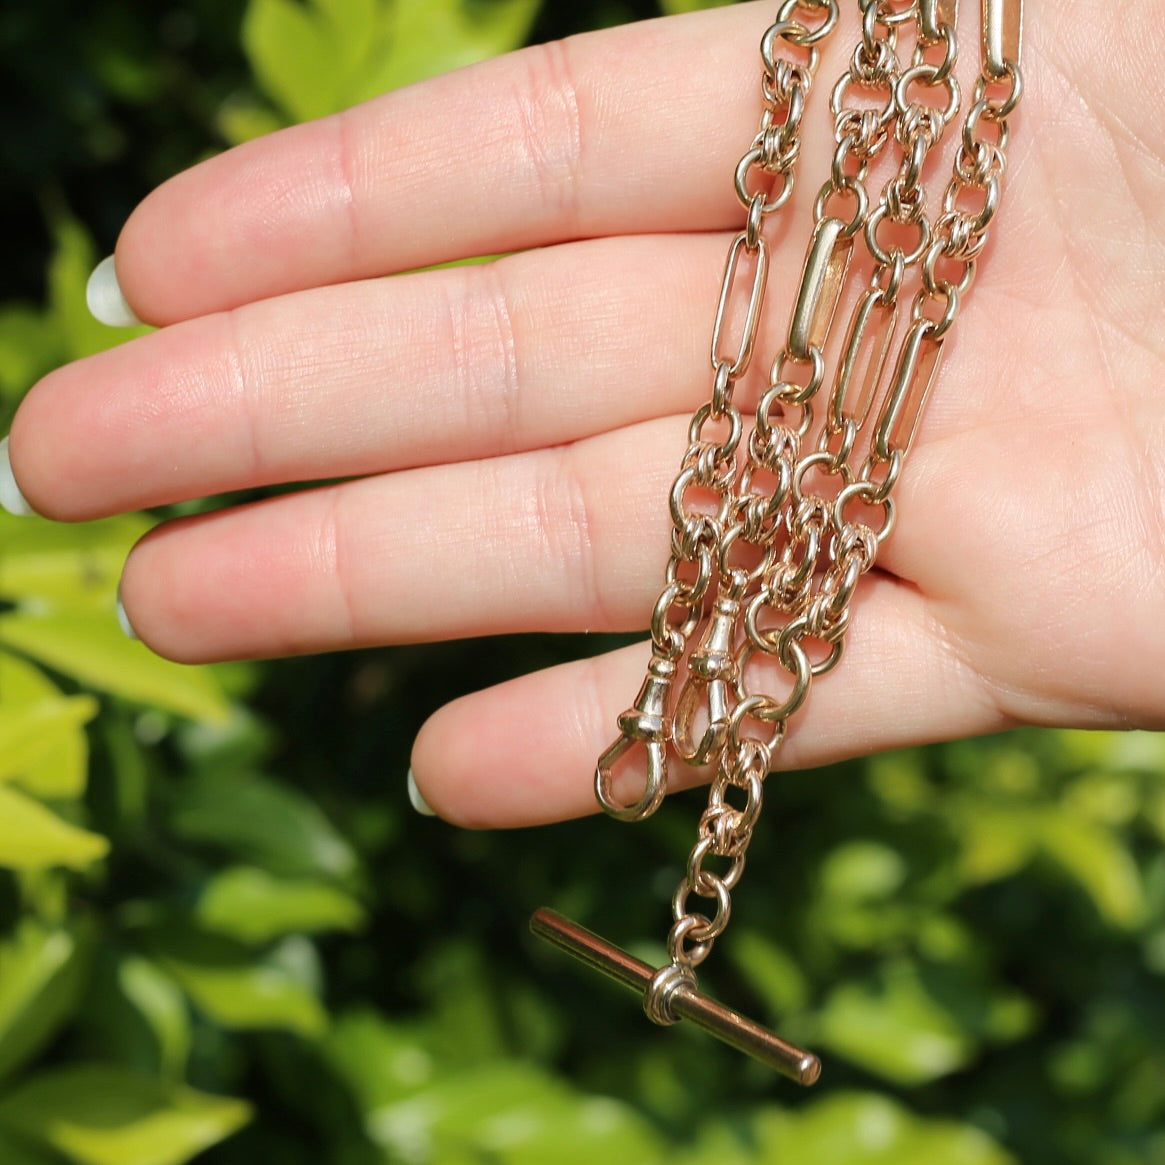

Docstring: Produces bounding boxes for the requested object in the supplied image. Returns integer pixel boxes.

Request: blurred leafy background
[2,1,1164,1162]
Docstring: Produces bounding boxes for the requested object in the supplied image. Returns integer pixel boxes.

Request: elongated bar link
[831,289,898,431]
[983,0,1022,75]
[920,0,959,44]
[530,909,821,1086]
[788,217,852,361]
[874,317,945,460]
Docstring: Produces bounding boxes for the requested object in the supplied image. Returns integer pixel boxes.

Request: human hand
[5,2,1163,826]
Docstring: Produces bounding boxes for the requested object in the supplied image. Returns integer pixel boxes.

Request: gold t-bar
[530,909,821,1086]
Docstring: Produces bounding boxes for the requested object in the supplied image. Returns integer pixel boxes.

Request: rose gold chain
[595,0,1024,1015]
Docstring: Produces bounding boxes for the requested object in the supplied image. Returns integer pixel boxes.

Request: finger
[113,2,842,323]
[408,574,1005,828]
[13,234,725,519]
[118,416,688,663]
[113,416,984,669]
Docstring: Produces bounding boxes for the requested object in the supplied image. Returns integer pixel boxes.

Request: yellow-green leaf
[0,1066,250,1165]
[46,215,150,362]
[242,0,540,126]
[367,1062,662,1165]
[660,0,735,13]
[0,785,108,871]
[196,866,366,944]
[0,306,59,402]
[957,803,1039,884]
[243,0,339,122]
[149,930,328,1038]
[751,1092,1016,1165]
[0,613,229,724]
[1040,813,1146,929]
[727,930,810,1016]
[362,0,539,98]
[323,1009,436,1115]
[817,964,974,1085]
[0,651,96,798]
[0,512,149,610]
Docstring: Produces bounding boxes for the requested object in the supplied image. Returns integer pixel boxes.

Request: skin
[8,2,1164,826]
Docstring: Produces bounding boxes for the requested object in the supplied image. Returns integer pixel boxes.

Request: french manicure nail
[0,437,35,517]
[86,255,142,328]
[407,768,437,817]
[116,589,139,641]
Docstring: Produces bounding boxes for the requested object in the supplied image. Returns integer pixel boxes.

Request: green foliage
[659,0,735,13]
[2,3,1164,1165]
[747,1092,1016,1164]
[222,0,540,140]
[0,215,150,412]
[0,1066,251,1165]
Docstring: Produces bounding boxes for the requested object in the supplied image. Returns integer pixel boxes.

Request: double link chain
[541,0,1024,1081]
[595,0,834,824]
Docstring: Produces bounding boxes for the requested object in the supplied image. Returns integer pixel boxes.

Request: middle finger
[15,233,727,520]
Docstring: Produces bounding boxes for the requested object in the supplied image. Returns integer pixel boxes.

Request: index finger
[114,2,829,323]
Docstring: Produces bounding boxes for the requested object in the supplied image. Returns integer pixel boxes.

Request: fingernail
[86,255,142,328]
[0,437,35,517]
[407,768,436,817]
[116,588,139,641]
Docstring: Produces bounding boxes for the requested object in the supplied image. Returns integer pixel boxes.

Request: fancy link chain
[594,0,1023,1026]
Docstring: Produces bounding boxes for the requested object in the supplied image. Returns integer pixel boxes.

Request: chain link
[596,2,835,821]
[596,0,1025,1015]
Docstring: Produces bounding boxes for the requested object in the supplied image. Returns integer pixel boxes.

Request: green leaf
[659,0,735,14]
[956,803,1039,884]
[0,305,59,402]
[147,929,328,1038]
[168,770,357,880]
[367,1062,663,1164]
[0,1129,61,1165]
[0,613,229,724]
[0,1066,250,1165]
[727,930,810,1016]
[751,1092,1016,1165]
[323,1010,436,1115]
[363,0,540,98]
[196,866,366,944]
[0,919,94,1082]
[82,954,192,1081]
[46,215,150,362]
[0,651,97,798]
[243,0,340,123]
[817,963,976,1085]
[819,841,908,901]
[1040,813,1146,929]
[242,0,540,125]
[215,94,288,146]
[0,785,108,871]
[117,958,192,1081]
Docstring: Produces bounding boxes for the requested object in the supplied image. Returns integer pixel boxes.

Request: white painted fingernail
[116,589,139,641]
[407,768,436,817]
[0,437,35,517]
[86,255,142,327]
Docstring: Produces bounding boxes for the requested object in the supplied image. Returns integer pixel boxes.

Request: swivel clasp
[673,595,741,766]
[595,655,676,821]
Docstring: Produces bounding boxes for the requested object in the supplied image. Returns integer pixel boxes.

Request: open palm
[9,2,1164,825]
